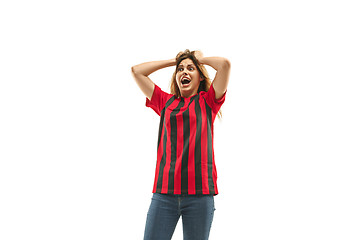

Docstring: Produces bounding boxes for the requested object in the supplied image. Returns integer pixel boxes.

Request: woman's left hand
[193,50,204,62]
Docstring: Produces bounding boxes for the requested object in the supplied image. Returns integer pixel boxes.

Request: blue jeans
[144,193,215,240]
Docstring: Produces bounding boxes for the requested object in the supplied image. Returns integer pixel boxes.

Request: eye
[177,67,184,72]
[189,67,194,71]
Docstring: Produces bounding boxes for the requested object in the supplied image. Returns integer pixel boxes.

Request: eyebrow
[178,64,194,68]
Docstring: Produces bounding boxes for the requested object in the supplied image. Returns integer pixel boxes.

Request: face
[175,58,203,98]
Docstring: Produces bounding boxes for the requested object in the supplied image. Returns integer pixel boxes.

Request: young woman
[131,50,230,240]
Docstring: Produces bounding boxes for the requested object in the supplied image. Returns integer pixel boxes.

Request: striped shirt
[146,83,226,195]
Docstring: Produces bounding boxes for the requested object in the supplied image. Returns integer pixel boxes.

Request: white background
[1,0,359,239]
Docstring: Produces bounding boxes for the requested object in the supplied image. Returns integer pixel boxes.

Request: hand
[193,50,204,62]
[176,49,204,63]
[176,51,184,59]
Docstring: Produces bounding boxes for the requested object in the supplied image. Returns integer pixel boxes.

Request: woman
[131,50,230,240]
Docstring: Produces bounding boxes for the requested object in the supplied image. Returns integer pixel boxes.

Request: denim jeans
[144,193,215,240]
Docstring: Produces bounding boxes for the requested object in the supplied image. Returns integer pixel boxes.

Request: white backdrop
[1,0,359,239]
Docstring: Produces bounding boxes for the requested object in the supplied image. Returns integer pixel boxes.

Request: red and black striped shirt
[146,83,226,195]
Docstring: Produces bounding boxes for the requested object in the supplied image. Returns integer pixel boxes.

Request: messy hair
[170,49,222,118]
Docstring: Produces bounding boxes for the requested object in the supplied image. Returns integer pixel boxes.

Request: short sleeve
[202,83,226,115]
[146,84,172,116]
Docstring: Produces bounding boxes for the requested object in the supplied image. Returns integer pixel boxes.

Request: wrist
[169,58,176,66]
[197,57,205,65]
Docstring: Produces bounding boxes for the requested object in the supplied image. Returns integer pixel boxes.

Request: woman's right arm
[131,59,176,100]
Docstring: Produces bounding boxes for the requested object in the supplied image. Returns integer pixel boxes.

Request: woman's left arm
[198,56,231,99]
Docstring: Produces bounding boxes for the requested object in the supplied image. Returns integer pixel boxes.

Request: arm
[131,59,176,100]
[198,56,231,99]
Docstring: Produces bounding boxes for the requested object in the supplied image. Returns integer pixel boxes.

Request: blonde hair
[170,49,222,118]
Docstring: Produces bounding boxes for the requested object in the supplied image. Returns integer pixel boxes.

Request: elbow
[131,65,147,77]
[131,65,138,75]
[215,57,231,72]
[131,65,143,79]
[222,58,231,70]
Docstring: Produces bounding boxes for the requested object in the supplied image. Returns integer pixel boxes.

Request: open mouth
[181,77,191,85]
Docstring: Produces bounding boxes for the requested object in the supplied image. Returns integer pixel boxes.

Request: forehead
[178,58,195,66]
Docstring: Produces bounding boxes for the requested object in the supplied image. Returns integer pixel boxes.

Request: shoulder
[146,84,175,115]
[199,83,226,113]
[200,83,226,101]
